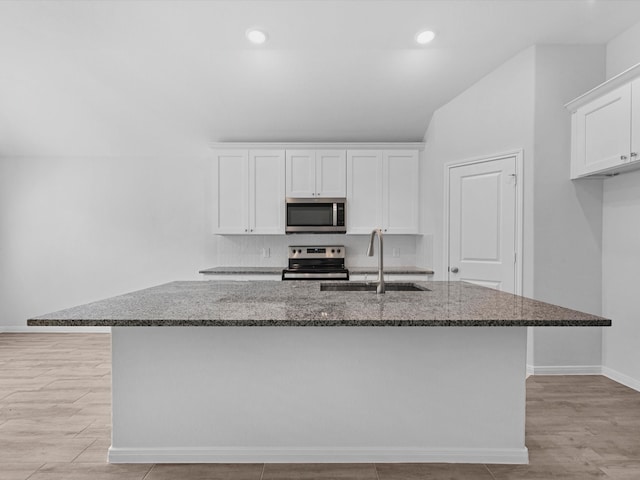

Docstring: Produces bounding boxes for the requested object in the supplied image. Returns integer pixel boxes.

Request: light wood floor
[0,333,639,480]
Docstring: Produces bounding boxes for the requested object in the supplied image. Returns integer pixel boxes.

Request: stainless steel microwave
[285,197,346,234]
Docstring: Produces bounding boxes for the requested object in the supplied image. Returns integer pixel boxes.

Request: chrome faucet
[367,228,385,294]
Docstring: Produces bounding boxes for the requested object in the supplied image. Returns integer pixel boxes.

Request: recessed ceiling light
[415,30,436,45]
[246,29,268,45]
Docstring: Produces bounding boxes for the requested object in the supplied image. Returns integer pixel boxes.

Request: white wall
[0,155,212,329]
[606,20,640,80]
[421,45,606,370]
[601,20,640,390]
[422,46,536,290]
[602,170,640,389]
[531,46,605,369]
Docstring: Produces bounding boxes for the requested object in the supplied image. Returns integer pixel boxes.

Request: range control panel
[288,246,345,259]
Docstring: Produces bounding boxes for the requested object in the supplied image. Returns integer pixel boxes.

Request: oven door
[282,270,350,280]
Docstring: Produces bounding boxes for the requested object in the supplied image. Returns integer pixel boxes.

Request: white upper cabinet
[213,150,285,234]
[568,66,640,179]
[383,150,420,234]
[286,150,346,197]
[212,150,248,234]
[347,149,419,234]
[285,150,316,197]
[212,144,422,235]
[249,150,286,234]
[632,78,640,162]
[316,151,347,197]
[572,84,631,177]
[347,150,383,234]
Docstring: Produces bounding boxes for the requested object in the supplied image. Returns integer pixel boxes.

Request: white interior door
[448,155,518,293]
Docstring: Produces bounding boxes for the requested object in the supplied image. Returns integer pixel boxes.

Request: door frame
[443,150,524,295]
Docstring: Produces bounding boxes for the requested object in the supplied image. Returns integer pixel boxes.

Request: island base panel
[109,326,528,464]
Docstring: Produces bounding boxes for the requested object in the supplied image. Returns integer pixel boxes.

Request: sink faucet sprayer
[367,229,385,294]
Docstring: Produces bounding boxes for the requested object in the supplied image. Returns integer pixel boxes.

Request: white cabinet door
[573,83,632,178]
[383,150,419,234]
[347,150,382,234]
[347,149,420,235]
[316,150,347,197]
[249,150,285,234]
[286,150,316,197]
[213,150,284,235]
[631,78,640,165]
[286,150,346,197]
[212,151,248,234]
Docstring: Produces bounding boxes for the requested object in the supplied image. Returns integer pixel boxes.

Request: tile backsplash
[208,234,431,268]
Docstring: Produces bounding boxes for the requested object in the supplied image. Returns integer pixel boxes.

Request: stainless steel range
[281,246,349,280]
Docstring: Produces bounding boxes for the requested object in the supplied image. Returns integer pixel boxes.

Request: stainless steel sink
[320,282,430,292]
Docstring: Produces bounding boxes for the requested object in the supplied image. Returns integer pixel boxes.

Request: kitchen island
[29,281,610,465]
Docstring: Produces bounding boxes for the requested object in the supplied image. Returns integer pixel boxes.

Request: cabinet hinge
[509,173,517,185]
[514,252,517,264]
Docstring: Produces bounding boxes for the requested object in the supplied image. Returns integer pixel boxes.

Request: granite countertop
[199,266,434,275]
[28,281,611,328]
[199,266,283,274]
[349,266,434,275]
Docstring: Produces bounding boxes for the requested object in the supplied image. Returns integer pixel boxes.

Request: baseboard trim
[602,366,640,393]
[1,326,110,334]
[529,365,602,375]
[108,446,529,464]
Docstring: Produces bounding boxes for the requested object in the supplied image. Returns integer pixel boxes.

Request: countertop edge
[27,319,612,328]
[199,267,436,275]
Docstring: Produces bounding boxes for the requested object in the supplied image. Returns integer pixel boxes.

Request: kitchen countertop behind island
[198,266,435,275]
[28,280,610,328]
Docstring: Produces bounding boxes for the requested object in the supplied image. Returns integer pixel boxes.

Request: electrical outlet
[392,248,400,257]
[261,248,270,258]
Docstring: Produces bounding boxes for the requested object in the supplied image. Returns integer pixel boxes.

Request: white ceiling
[2,0,640,156]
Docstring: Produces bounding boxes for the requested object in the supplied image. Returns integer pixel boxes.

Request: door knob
[451,267,459,273]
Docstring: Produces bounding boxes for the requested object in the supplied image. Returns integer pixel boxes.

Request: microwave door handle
[333,203,338,226]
